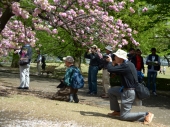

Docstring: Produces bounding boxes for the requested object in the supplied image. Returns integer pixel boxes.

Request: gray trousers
[19,64,30,88]
[102,69,110,94]
[37,62,41,75]
[108,86,147,122]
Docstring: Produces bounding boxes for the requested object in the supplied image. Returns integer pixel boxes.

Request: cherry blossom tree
[31,0,139,48]
[0,0,149,66]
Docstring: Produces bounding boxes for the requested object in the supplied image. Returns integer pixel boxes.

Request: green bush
[110,76,170,91]
[143,77,170,91]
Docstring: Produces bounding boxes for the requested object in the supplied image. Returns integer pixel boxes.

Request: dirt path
[0,70,170,127]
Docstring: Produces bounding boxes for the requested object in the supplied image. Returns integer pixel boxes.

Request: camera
[103,55,109,60]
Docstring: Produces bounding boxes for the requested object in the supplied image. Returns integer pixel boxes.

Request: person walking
[84,45,101,95]
[146,48,161,96]
[18,44,32,89]
[36,50,42,75]
[101,45,112,98]
[107,49,154,125]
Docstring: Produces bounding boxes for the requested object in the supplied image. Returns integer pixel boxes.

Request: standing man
[101,45,112,98]
[36,50,42,75]
[146,48,161,96]
[84,45,101,95]
[18,44,32,89]
[127,48,135,62]
[107,49,154,125]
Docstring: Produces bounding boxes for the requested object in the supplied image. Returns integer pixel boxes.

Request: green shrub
[143,77,170,91]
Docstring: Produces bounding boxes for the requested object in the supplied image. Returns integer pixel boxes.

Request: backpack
[71,66,84,89]
[41,56,46,63]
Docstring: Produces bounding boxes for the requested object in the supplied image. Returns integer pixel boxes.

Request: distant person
[41,55,46,71]
[131,49,145,83]
[146,48,161,96]
[84,45,101,95]
[101,45,112,98]
[36,50,42,75]
[127,48,135,62]
[17,44,32,89]
[107,49,154,125]
[159,67,162,74]
[163,66,166,75]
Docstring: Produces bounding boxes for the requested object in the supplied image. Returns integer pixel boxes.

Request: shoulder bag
[19,58,29,66]
[128,63,150,100]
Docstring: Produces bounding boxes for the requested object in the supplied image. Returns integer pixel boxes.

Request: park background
[0,58,170,91]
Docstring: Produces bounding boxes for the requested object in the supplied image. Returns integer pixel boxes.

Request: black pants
[70,87,78,94]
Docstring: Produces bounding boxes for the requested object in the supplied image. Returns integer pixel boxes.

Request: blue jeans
[137,71,144,83]
[147,71,157,92]
[88,66,98,94]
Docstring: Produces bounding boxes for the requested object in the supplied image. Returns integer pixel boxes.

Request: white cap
[105,45,113,52]
[113,49,128,60]
[63,56,74,63]
[91,44,98,49]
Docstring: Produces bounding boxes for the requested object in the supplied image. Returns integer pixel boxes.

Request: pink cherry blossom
[129,0,134,3]
[142,7,148,12]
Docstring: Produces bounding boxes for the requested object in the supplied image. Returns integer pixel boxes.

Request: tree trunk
[72,41,85,71]
[164,55,170,67]
[74,56,81,69]
[11,53,19,68]
[0,6,14,33]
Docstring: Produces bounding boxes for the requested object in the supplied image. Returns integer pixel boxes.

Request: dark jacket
[147,54,160,71]
[131,55,144,71]
[84,52,101,66]
[127,53,135,62]
[107,61,137,88]
[19,44,32,63]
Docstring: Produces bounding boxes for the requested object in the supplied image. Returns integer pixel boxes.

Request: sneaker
[90,92,97,96]
[87,91,91,94]
[101,95,109,98]
[144,112,154,124]
[23,87,29,90]
[108,111,120,117]
[69,94,74,102]
[17,87,24,89]
[153,92,157,96]
[73,94,79,103]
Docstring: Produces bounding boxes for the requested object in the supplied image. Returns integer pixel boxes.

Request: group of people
[84,45,162,124]
[127,47,161,96]
[15,44,160,125]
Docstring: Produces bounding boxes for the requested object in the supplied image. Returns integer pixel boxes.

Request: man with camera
[84,45,101,95]
[107,49,154,125]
